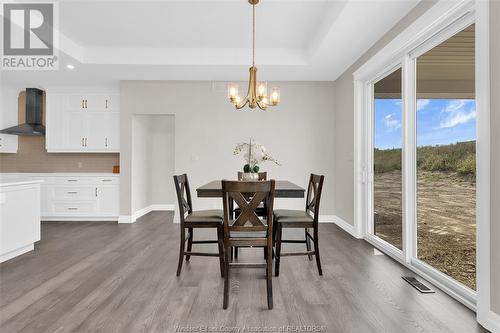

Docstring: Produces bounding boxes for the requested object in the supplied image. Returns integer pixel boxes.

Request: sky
[374,98,476,150]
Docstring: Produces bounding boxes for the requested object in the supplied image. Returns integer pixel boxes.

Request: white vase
[241,172,259,181]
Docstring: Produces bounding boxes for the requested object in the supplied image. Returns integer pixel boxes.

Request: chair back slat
[173,174,193,224]
[222,180,275,236]
[305,174,325,221]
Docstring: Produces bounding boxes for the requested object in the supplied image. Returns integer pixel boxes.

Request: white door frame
[353,0,491,327]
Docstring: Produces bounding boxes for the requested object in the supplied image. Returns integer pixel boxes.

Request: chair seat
[274,209,314,225]
[185,209,223,224]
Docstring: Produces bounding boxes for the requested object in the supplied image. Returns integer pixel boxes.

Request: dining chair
[273,174,325,276]
[221,180,276,309]
[173,174,224,277]
[233,171,268,259]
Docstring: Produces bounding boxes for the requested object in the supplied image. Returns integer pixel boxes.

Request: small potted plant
[234,138,281,180]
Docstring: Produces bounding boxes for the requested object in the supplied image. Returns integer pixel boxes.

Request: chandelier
[227,0,280,110]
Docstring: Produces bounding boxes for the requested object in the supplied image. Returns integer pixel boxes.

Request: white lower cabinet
[29,174,120,221]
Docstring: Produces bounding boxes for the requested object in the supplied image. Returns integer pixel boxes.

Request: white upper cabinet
[46,89,120,153]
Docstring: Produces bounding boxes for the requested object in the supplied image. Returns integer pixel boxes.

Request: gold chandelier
[227,0,280,110]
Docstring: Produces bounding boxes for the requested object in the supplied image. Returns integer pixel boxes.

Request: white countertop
[0,172,119,177]
[0,177,44,187]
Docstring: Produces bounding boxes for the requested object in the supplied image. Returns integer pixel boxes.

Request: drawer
[52,186,97,200]
[52,178,97,185]
[52,202,97,214]
[96,178,118,185]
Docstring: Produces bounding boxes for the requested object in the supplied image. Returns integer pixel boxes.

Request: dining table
[197,180,305,219]
[196,180,305,198]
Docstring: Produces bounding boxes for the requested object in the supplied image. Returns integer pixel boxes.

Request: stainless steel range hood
[0,88,45,136]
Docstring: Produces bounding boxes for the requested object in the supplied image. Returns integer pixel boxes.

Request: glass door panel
[373,68,403,250]
[415,24,476,290]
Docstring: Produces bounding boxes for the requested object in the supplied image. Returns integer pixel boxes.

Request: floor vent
[402,276,435,293]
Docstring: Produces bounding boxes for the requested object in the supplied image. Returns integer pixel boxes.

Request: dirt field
[374,170,476,290]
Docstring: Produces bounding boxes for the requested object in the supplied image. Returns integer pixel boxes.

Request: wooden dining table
[196,180,305,198]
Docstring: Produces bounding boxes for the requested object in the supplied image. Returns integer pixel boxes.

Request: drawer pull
[67,207,78,210]
[67,191,78,194]
[101,179,112,182]
[67,179,78,182]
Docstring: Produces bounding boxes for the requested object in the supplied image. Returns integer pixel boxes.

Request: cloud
[417,99,430,112]
[384,114,401,130]
[440,100,476,128]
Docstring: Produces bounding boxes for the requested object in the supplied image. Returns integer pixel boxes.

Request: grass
[374,141,476,179]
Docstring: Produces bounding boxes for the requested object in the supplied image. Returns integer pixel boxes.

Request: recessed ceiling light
[66,64,75,70]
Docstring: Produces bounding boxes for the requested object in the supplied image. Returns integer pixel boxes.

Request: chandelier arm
[235,97,250,109]
[256,100,268,110]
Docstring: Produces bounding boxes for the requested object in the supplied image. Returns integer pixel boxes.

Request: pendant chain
[252,3,255,67]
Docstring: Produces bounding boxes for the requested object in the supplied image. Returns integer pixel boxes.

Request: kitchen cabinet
[46,91,120,153]
[0,179,42,263]
[25,174,120,221]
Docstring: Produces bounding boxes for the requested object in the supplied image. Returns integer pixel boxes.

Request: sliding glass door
[366,22,476,297]
[415,24,476,291]
[372,68,403,250]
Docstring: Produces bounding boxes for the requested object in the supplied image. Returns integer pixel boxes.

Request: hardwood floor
[0,212,488,333]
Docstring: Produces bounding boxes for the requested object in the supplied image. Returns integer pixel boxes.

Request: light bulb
[228,84,239,102]
[270,87,280,106]
[257,81,267,100]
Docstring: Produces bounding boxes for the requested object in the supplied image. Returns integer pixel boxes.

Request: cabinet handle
[81,137,84,147]
[105,99,108,109]
[85,100,87,109]
[101,179,112,182]
[105,137,108,147]
[84,138,88,147]
[67,191,78,194]
[95,187,98,197]
[67,179,78,182]
[68,207,78,210]
[82,100,84,108]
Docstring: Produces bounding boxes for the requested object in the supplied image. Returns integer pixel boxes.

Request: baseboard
[120,204,175,224]
[331,215,363,239]
[0,244,34,263]
[42,217,118,222]
[118,215,132,224]
[481,310,500,333]
[318,215,335,223]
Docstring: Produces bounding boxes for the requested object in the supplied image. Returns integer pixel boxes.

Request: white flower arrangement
[233,138,281,173]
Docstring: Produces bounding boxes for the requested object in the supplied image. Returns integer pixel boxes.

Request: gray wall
[490,0,500,316]
[120,81,336,217]
[131,115,175,213]
[333,1,436,225]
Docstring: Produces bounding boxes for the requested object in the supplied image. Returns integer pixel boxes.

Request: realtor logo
[1,2,59,70]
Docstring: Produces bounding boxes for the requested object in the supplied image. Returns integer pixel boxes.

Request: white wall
[120,81,336,217]
[333,1,436,226]
[150,115,175,205]
[131,115,152,213]
[131,115,175,214]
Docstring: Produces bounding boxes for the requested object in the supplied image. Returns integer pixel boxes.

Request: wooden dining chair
[273,174,325,276]
[233,172,268,259]
[221,180,276,309]
[173,174,224,277]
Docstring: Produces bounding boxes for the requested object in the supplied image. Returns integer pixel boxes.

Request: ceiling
[2,0,421,87]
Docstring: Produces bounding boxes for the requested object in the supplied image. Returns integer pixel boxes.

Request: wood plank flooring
[0,212,488,333]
